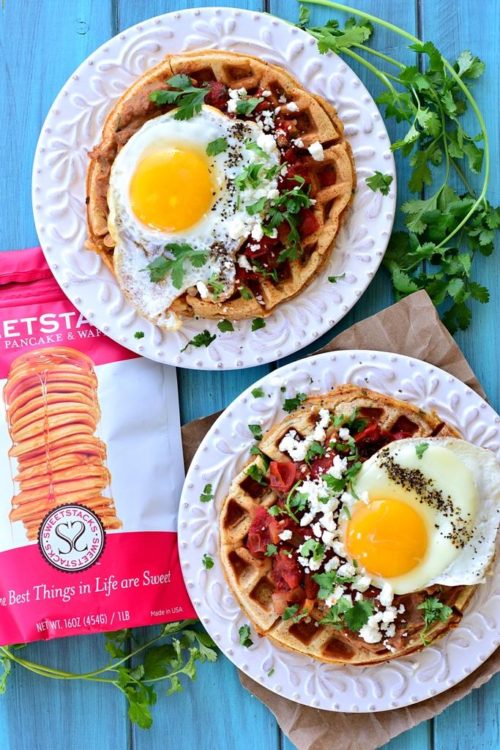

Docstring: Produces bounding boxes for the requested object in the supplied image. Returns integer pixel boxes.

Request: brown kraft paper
[181,290,499,750]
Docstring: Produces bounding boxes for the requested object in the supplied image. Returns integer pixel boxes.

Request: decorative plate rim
[32,6,396,370]
[178,349,500,711]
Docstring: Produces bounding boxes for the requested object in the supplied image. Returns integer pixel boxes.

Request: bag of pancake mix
[0,247,195,644]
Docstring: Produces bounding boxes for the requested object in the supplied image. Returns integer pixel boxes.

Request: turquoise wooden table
[0,0,498,748]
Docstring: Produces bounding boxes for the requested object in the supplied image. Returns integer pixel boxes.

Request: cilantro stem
[350,43,405,70]
[450,158,475,195]
[302,0,491,250]
[338,47,398,94]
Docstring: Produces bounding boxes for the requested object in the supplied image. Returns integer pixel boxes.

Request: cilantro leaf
[180,330,216,353]
[343,599,374,632]
[200,484,214,503]
[265,544,278,557]
[283,604,308,623]
[283,392,307,412]
[251,387,265,398]
[134,331,144,339]
[328,273,346,284]
[366,171,393,196]
[320,596,353,627]
[418,597,453,632]
[240,286,253,300]
[312,571,355,600]
[145,243,208,288]
[150,75,207,120]
[251,317,266,331]
[236,97,264,115]
[202,554,214,570]
[299,539,325,562]
[206,137,228,156]
[304,441,325,464]
[248,423,263,441]
[238,624,253,648]
[245,463,267,486]
[217,319,234,333]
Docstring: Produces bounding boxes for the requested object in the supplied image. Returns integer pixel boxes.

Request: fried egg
[108,105,280,329]
[342,438,500,594]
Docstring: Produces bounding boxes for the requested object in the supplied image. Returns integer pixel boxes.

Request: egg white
[346,438,500,594]
[108,106,279,329]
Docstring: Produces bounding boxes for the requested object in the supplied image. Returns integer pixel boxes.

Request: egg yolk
[346,499,428,578]
[130,147,214,232]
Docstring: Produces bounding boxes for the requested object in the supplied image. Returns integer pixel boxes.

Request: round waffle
[219,385,476,665]
[86,50,355,325]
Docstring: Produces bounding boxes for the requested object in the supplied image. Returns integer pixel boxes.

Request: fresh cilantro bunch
[300,1,499,331]
[0,621,217,729]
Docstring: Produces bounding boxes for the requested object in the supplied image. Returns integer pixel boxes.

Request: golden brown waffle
[4,347,121,540]
[219,385,475,665]
[86,50,355,322]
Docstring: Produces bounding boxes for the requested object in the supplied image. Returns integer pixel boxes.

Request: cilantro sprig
[180,330,216,353]
[366,171,393,196]
[301,1,499,331]
[0,622,216,730]
[150,74,207,120]
[418,596,453,644]
[145,243,207,288]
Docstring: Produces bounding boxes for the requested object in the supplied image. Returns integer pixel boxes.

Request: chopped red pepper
[308,454,335,479]
[299,208,320,236]
[204,81,229,109]
[269,461,297,492]
[246,506,280,558]
[304,573,320,600]
[271,587,305,615]
[271,551,302,591]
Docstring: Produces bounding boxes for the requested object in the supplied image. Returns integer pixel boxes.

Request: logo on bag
[38,505,105,572]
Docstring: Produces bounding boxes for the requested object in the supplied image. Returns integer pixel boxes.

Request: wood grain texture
[0,1,498,749]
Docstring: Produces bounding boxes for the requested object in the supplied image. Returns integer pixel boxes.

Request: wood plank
[419,1,500,745]
[115,5,278,750]
[0,3,128,750]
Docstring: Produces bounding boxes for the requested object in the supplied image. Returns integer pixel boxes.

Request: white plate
[178,350,500,711]
[32,7,396,370]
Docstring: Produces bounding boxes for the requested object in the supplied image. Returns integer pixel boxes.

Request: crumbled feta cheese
[308,557,323,571]
[196,281,209,299]
[293,137,304,148]
[278,529,292,541]
[355,592,363,601]
[300,511,316,527]
[381,606,398,625]
[332,540,346,557]
[297,555,309,569]
[337,562,356,578]
[384,624,396,639]
[327,455,348,479]
[279,94,287,103]
[228,217,247,240]
[378,583,394,607]
[256,132,278,154]
[262,89,272,97]
[308,141,325,161]
[266,188,279,200]
[338,427,350,441]
[333,585,345,601]
[352,575,371,593]
[237,254,252,271]
[322,530,336,547]
[340,491,356,507]
[359,614,383,644]
[274,106,282,115]
[324,556,340,572]
[286,101,299,112]
[398,604,406,614]
[251,223,264,242]
[312,522,323,539]
[319,509,338,532]
[278,410,330,462]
